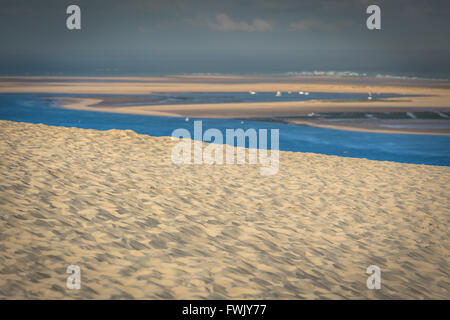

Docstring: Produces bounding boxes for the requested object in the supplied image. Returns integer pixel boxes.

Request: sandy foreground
[0,120,448,299]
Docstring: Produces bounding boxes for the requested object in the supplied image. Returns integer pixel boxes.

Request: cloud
[288,18,335,32]
[288,17,354,32]
[208,14,274,32]
[137,13,274,33]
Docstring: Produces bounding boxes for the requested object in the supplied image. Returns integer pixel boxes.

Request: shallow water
[93,91,401,106]
[0,93,449,166]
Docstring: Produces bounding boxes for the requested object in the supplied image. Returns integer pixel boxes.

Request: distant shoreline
[1,75,449,135]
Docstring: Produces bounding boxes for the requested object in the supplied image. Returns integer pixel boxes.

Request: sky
[1,0,449,77]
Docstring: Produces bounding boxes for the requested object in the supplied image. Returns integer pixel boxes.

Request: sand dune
[0,120,449,299]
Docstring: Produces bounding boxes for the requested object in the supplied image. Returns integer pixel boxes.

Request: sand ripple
[0,120,448,299]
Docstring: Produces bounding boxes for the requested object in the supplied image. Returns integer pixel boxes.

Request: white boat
[276,91,282,97]
[249,91,256,95]
[298,91,304,95]
[304,92,309,96]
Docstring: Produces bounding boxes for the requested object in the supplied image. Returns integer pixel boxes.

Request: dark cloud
[0,0,449,76]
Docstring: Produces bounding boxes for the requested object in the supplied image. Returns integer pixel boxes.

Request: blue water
[1,93,449,166]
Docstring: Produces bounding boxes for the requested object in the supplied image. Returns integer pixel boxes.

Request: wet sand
[278,119,450,136]
[0,120,448,299]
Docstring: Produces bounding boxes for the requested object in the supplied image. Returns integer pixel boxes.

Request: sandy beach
[0,120,448,299]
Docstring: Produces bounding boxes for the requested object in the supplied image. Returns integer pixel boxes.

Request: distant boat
[249,91,256,95]
[185,117,189,122]
[307,112,315,117]
[276,91,282,97]
[407,112,417,119]
[368,96,373,100]
[436,111,449,119]
[298,91,304,95]
[304,92,309,96]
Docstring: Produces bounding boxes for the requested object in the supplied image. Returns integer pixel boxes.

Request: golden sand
[0,120,448,299]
